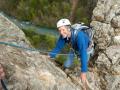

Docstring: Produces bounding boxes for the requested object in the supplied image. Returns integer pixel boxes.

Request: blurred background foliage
[23,28,56,50]
[0,0,97,27]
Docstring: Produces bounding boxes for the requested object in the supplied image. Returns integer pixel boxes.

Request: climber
[48,18,94,85]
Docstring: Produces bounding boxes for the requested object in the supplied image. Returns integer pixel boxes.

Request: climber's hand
[47,55,51,59]
[47,55,54,60]
[80,72,87,83]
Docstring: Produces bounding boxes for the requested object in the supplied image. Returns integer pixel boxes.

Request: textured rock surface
[91,0,120,90]
[92,0,120,49]
[0,13,83,90]
[0,0,120,90]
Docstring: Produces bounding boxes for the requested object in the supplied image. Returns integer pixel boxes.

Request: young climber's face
[58,26,69,38]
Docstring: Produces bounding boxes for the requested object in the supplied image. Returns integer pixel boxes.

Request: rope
[0,34,18,39]
[0,29,77,56]
[0,41,71,56]
[0,30,71,56]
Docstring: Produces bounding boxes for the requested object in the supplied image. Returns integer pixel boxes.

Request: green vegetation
[0,0,96,28]
[23,28,56,50]
[56,56,80,66]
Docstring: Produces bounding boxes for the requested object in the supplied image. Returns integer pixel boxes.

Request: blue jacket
[49,29,90,72]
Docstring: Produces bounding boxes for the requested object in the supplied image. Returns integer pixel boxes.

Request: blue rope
[0,41,44,52]
[0,41,70,56]
[0,32,71,55]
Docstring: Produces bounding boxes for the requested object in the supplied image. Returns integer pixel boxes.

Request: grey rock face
[0,13,82,90]
[91,0,120,90]
[111,16,120,28]
[0,0,120,89]
[96,46,120,73]
[92,0,120,49]
[91,21,114,49]
[105,75,120,90]
[93,45,120,90]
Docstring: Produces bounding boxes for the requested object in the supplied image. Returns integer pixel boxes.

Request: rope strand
[0,41,72,56]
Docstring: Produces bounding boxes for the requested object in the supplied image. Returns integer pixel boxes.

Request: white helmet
[57,18,71,28]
